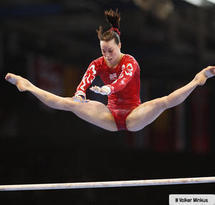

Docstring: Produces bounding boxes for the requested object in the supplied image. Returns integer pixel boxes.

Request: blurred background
[0,0,215,204]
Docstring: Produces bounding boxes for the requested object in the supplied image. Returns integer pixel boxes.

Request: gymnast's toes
[5,73,17,85]
[204,66,215,78]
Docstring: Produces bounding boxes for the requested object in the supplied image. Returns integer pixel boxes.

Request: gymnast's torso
[75,54,141,130]
[76,54,141,108]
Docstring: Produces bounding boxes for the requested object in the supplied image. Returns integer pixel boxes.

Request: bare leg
[5,73,117,131]
[70,100,117,131]
[126,66,215,132]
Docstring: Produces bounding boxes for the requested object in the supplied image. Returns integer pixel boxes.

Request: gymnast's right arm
[5,73,75,111]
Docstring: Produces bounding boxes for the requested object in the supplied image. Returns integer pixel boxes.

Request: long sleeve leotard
[75,54,141,130]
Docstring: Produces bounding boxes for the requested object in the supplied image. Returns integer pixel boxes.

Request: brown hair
[97,9,121,45]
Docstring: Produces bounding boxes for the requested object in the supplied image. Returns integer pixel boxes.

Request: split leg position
[5,66,215,132]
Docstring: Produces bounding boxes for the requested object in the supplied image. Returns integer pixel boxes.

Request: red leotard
[75,54,141,130]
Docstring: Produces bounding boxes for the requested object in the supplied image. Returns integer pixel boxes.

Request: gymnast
[5,9,215,132]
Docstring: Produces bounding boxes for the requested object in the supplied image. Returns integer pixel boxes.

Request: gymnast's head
[97,9,122,67]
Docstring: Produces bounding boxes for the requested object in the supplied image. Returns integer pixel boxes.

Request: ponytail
[97,9,121,44]
[105,9,120,30]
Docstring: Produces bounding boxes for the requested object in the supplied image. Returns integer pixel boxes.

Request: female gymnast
[5,9,215,132]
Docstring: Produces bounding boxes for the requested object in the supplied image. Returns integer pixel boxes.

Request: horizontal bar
[0,176,215,191]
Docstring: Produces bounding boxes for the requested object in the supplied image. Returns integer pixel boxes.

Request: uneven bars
[0,176,215,191]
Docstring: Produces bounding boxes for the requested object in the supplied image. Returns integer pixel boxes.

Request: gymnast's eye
[108,49,113,53]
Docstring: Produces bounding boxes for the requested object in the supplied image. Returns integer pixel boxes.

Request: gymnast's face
[100,39,121,68]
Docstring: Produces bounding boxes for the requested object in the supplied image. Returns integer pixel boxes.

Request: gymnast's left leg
[5,73,118,131]
[126,66,215,132]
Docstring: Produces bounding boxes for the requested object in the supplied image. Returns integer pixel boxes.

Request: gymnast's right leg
[5,73,118,132]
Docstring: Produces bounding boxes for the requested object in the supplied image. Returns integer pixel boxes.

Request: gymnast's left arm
[90,62,137,95]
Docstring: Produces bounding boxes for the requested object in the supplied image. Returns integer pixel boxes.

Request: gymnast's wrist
[73,93,86,103]
[75,91,86,99]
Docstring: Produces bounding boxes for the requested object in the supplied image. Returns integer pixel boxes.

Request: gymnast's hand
[5,73,33,92]
[194,66,215,86]
[90,85,111,95]
[72,95,88,103]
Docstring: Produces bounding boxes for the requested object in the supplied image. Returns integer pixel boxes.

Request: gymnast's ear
[118,42,121,50]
